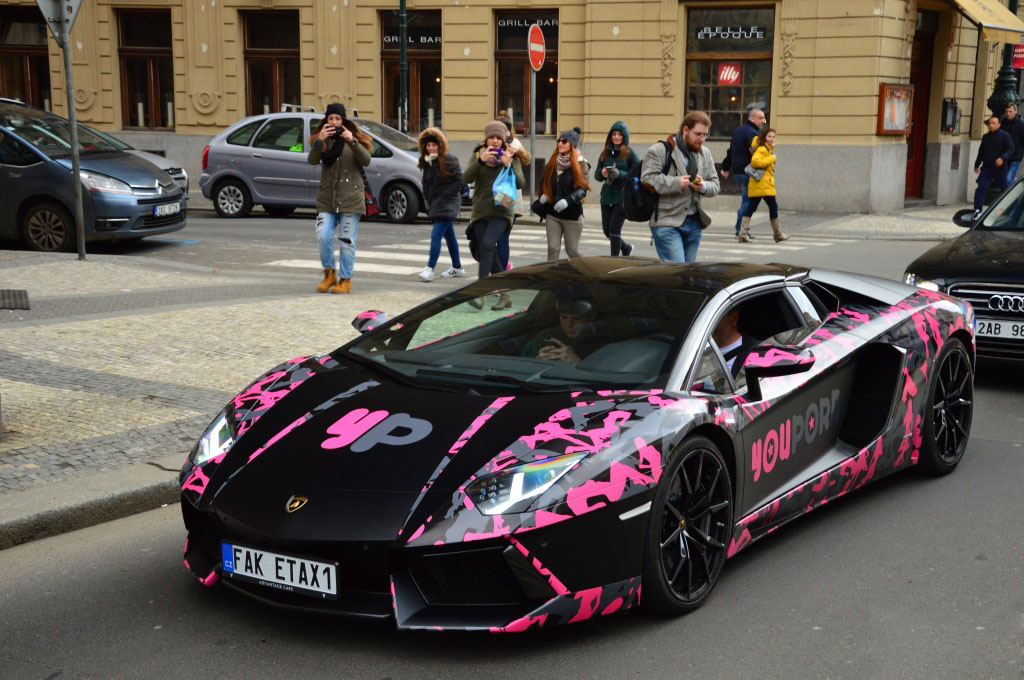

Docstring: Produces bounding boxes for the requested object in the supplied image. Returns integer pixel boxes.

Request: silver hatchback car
[199,113,423,223]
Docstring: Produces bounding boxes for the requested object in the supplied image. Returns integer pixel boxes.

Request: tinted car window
[226,120,263,146]
[0,133,38,166]
[252,118,304,152]
[370,137,392,158]
[353,119,418,151]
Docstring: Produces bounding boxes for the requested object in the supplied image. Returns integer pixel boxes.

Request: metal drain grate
[0,290,30,310]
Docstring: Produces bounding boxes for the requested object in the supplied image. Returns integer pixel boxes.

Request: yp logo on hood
[321,408,433,453]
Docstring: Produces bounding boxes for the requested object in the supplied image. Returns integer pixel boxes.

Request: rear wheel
[383,182,420,223]
[213,179,252,218]
[642,436,733,615]
[263,204,295,218]
[22,202,75,252]
[918,338,973,476]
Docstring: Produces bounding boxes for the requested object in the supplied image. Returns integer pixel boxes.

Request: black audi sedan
[905,181,1024,363]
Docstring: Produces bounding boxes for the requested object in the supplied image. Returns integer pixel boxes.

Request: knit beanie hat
[484,120,510,141]
[325,103,347,119]
[559,126,582,148]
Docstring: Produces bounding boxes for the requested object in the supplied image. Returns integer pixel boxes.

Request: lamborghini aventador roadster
[180,258,975,632]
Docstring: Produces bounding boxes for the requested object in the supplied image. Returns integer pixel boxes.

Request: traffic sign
[528,23,546,72]
[35,0,83,49]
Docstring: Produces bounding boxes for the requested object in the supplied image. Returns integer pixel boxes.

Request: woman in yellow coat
[738,127,789,242]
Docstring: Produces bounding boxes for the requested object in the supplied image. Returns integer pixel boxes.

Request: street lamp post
[987,0,1022,115]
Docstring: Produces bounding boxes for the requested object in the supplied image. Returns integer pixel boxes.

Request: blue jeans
[316,211,360,279]
[733,173,751,235]
[427,220,462,269]
[650,215,702,263]
[1006,160,1021,186]
[974,166,1008,211]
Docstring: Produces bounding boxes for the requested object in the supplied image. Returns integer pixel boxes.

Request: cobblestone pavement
[0,251,435,493]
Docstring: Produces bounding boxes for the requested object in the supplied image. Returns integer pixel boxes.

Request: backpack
[621,140,675,222]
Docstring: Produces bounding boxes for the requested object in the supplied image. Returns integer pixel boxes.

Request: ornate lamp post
[987,0,1022,115]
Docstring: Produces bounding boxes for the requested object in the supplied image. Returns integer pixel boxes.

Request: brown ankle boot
[771,218,789,242]
[316,268,337,293]
[330,278,351,294]
[737,216,752,242]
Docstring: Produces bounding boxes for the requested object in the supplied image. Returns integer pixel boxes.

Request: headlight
[189,411,235,467]
[904,273,940,291]
[467,453,586,515]
[79,169,133,194]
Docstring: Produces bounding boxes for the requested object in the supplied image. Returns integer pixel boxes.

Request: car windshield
[0,107,120,157]
[352,118,418,152]
[980,180,1024,230]
[341,279,707,393]
[81,124,133,151]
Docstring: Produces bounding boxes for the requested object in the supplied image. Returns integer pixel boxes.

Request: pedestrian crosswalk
[265,223,854,278]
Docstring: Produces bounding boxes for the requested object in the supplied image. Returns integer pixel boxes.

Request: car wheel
[642,435,732,615]
[917,338,973,476]
[214,179,252,218]
[383,183,420,224]
[263,205,295,218]
[22,202,75,252]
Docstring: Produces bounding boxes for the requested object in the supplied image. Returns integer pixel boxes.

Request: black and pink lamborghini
[180,258,975,632]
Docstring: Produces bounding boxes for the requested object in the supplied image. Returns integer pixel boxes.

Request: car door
[306,116,321,201]
[244,117,310,204]
[0,132,45,238]
[364,135,392,199]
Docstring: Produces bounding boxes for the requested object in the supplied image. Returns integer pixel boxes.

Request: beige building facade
[3,0,1024,212]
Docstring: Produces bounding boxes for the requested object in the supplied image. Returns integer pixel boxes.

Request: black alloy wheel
[214,179,253,218]
[383,182,420,223]
[23,202,75,252]
[918,337,973,476]
[642,436,733,615]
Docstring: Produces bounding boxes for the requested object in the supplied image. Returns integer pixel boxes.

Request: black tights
[743,195,779,219]
[601,203,630,255]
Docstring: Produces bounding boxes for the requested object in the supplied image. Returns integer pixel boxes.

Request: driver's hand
[537,338,580,363]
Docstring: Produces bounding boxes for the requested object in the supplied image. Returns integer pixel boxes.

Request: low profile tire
[22,201,75,252]
[642,436,733,615]
[917,338,973,476]
[383,182,420,223]
[263,204,295,218]
[213,179,252,218]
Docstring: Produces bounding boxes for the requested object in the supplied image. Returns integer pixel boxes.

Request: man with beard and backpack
[639,111,720,262]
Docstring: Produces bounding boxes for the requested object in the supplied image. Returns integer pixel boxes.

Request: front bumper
[88,189,187,240]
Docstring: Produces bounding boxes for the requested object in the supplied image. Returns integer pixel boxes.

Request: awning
[945,0,1024,43]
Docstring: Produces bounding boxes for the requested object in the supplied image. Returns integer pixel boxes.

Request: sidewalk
[0,200,969,550]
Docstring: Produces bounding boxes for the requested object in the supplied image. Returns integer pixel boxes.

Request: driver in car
[522,293,600,364]
[713,308,760,377]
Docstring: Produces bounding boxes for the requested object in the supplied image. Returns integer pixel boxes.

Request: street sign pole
[527,23,545,219]
[62,10,86,260]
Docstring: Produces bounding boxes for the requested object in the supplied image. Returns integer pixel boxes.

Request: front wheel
[642,436,733,615]
[917,338,973,476]
[383,183,420,223]
[213,179,252,218]
[23,201,75,252]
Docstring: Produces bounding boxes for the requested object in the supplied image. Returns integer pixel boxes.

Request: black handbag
[357,165,380,218]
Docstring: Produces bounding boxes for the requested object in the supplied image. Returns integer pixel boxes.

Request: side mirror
[952,208,976,228]
[352,310,387,334]
[742,344,816,401]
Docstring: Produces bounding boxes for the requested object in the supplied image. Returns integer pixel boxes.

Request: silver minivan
[199,113,423,223]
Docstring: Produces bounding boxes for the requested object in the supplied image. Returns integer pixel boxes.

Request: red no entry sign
[528,23,546,71]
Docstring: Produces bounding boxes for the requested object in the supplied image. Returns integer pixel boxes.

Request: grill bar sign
[718,62,741,86]
[1014,44,1024,69]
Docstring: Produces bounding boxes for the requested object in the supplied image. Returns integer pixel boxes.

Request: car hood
[908,229,1024,283]
[123,148,180,172]
[57,151,172,187]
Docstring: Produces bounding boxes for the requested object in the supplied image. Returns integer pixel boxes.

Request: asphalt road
[2,211,1022,678]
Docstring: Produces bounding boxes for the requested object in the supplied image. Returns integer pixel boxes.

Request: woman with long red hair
[535,127,590,261]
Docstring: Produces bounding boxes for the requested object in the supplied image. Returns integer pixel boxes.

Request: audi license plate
[221,542,337,600]
[976,318,1024,340]
[154,202,180,217]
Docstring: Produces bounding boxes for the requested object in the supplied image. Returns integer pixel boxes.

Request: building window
[381,10,441,133]
[0,9,52,110]
[495,10,558,136]
[118,10,173,128]
[243,11,300,116]
[685,7,775,140]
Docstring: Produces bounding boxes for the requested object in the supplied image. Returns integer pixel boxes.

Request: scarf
[425,153,438,163]
[556,153,572,171]
[676,132,700,182]
[320,134,344,168]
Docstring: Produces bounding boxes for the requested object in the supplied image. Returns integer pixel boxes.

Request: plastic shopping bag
[491,166,518,210]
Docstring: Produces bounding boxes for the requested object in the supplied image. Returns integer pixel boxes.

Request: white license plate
[976,318,1024,340]
[154,202,181,217]
[221,542,338,600]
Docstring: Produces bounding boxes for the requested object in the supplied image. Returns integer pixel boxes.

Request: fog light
[95,217,129,232]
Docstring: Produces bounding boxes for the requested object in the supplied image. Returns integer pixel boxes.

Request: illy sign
[718,62,741,86]
[528,23,546,71]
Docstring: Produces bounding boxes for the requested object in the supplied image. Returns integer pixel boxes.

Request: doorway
[906,11,937,199]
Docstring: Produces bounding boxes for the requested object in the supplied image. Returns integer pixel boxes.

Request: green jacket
[593,121,639,206]
[308,136,372,214]
[463,149,526,228]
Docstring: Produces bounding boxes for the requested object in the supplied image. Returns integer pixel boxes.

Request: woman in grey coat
[307,103,372,294]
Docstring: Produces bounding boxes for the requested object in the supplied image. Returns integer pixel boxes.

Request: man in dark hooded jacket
[721,108,766,239]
